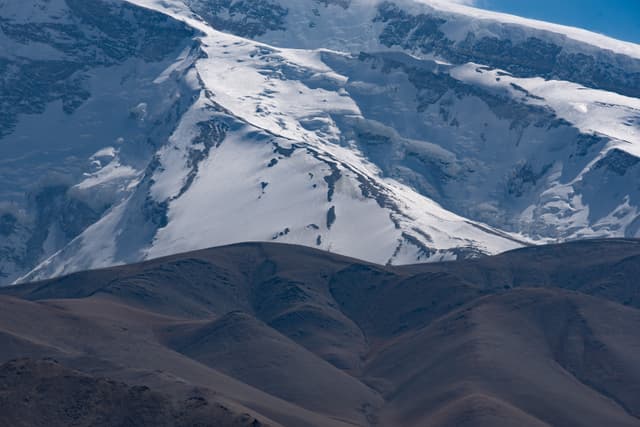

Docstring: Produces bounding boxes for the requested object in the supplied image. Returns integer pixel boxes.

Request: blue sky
[468,0,640,43]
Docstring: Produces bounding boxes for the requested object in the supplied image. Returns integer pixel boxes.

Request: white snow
[6,0,640,284]
[414,0,640,60]
[450,63,640,156]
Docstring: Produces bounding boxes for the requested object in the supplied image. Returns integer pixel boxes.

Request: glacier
[1,0,639,284]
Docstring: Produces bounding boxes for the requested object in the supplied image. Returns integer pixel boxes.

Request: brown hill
[1,239,639,426]
[0,358,268,427]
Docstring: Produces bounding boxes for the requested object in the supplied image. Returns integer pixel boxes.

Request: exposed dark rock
[323,162,342,202]
[506,161,553,197]
[594,148,640,176]
[178,119,229,198]
[327,206,336,229]
[0,214,17,237]
[184,0,288,38]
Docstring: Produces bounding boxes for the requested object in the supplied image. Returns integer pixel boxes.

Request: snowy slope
[2,0,639,284]
[0,0,198,283]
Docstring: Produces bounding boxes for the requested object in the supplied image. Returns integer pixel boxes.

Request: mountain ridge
[1,239,640,426]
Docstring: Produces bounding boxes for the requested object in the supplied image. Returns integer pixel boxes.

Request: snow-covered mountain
[1,0,639,284]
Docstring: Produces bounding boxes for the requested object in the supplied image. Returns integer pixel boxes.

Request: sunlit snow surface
[3,0,640,283]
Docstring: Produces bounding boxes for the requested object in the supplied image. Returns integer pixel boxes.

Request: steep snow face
[0,0,197,283]
[123,0,640,241]
[2,0,640,283]
[9,0,527,284]
[184,0,640,97]
[165,0,640,236]
[319,51,640,239]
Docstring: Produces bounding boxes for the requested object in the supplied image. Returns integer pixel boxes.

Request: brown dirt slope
[0,239,639,426]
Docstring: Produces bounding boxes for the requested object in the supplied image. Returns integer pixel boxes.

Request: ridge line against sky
[449,0,640,43]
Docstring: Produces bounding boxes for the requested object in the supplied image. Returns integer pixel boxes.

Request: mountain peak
[1,0,639,284]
